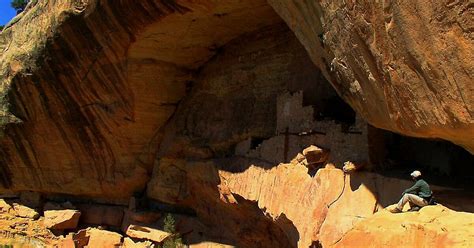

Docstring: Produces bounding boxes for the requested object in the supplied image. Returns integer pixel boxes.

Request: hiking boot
[389,208,402,213]
[408,206,420,212]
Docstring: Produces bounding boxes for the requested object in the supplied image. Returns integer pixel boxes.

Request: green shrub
[162,214,184,248]
[11,0,29,13]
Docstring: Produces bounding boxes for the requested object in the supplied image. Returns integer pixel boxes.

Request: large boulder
[13,203,39,219]
[87,228,123,248]
[334,205,474,247]
[74,228,122,248]
[44,209,81,230]
[123,237,155,248]
[125,224,171,243]
[302,145,329,165]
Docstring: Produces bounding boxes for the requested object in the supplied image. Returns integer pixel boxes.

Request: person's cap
[410,170,421,178]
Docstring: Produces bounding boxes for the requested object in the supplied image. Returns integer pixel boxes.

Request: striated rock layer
[0,0,473,247]
[268,0,474,152]
[0,0,286,198]
[1,0,374,200]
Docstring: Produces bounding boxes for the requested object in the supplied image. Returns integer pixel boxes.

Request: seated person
[390,170,432,213]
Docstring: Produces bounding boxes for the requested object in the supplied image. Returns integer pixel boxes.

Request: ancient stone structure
[0,0,472,247]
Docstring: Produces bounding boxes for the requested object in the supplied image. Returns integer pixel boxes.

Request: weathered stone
[44,209,81,230]
[85,228,123,248]
[128,197,137,211]
[334,205,474,248]
[0,1,472,248]
[290,153,306,164]
[277,91,316,134]
[127,210,161,225]
[0,0,288,201]
[57,234,76,248]
[151,150,468,248]
[123,237,154,248]
[147,156,387,247]
[125,224,171,243]
[325,163,336,169]
[342,161,365,173]
[13,203,39,219]
[72,228,123,248]
[189,242,234,248]
[44,201,76,211]
[19,191,42,208]
[147,159,188,204]
[268,0,474,153]
[76,204,124,227]
[302,145,329,165]
[73,229,90,248]
[0,199,12,213]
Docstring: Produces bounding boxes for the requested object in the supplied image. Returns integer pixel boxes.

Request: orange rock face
[268,0,474,153]
[0,0,306,200]
[146,156,474,247]
[147,157,407,247]
[334,205,474,248]
[221,163,382,247]
[0,0,473,247]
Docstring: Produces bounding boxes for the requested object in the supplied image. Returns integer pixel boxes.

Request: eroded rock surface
[0,0,473,247]
[269,0,474,152]
[334,205,474,248]
[13,204,39,220]
[83,228,123,248]
[0,0,285,199]
[147,156,474,247]
[125,224,171,243]
[43,209,81,230]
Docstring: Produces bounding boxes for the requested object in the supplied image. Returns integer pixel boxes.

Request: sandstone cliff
[1,162,473,247]
[269,0,474,152]
[334,205,474,248]
[0,0,473,247]
[0,0,286,198]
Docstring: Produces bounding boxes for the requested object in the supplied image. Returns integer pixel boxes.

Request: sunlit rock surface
[0,0,473,247]
[269,0,474,152]
[333,205,474,248]
[0,0,285,198]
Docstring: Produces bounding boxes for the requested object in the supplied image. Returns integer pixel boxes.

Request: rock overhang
[0,0,297,199]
